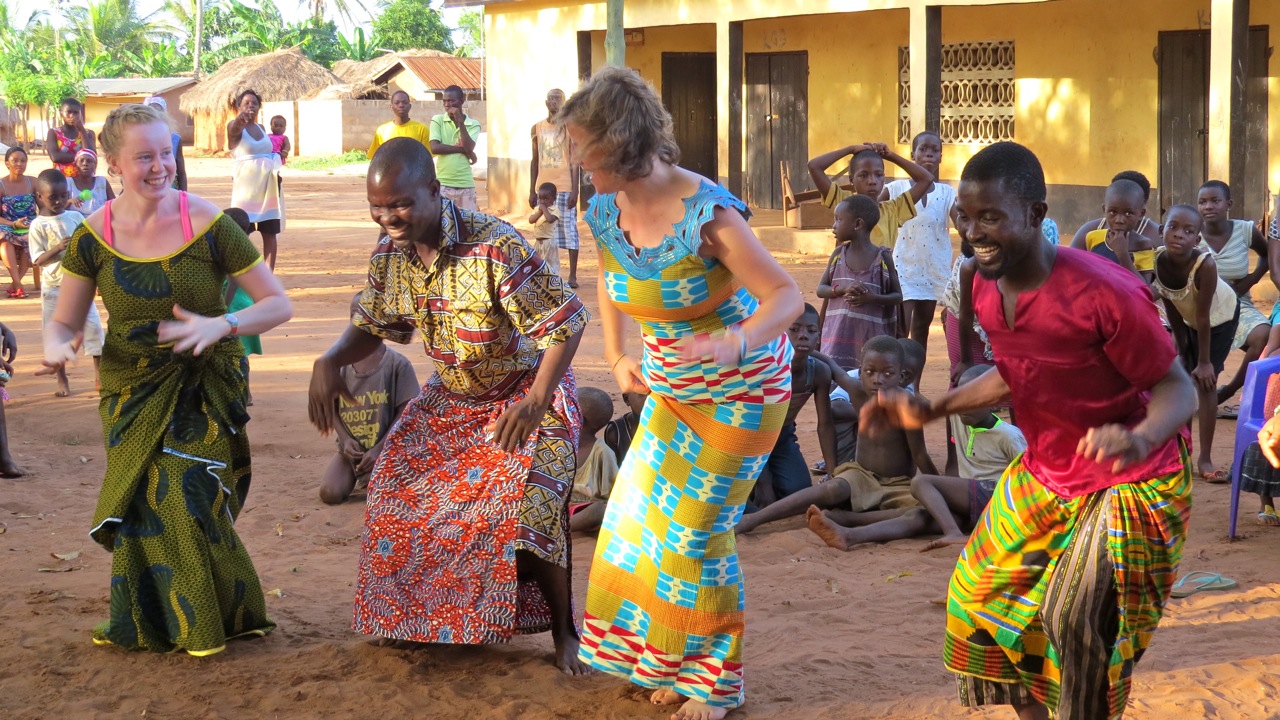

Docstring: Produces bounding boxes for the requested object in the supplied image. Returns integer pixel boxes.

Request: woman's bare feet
[671,699,728,720]
[367,636,427,650]
[806,505,852,550]
[651,689,684,706]
[553,631,594,676]
[921,534,970,552]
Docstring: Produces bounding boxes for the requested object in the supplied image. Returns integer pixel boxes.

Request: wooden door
[661,52,718,181]
[745,52,808,209]
[1158,28,1269,219]
[1158,30,1209,217]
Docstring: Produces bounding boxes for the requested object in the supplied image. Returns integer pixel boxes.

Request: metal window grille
[898,40,1015,144]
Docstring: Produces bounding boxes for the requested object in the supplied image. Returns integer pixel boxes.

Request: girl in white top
[1196,179,1275,407]
[1154,204,1241,481]
[884,131,955,352]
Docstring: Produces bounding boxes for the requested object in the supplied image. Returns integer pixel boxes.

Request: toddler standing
[29,168,104,396]
[528,182,562,276]
[817,195,902,370]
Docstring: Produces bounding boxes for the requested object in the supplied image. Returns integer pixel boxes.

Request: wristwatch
[224,313,240,336]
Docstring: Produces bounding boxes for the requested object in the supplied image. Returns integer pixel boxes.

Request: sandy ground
[0,157,1277,719]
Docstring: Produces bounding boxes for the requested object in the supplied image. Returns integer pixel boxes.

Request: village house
[456,0,1278,238]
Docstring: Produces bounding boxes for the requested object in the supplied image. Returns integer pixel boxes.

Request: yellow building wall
[483,0,1277,218]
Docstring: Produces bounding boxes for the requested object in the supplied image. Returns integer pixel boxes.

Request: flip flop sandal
[1217,404,1240,420]
[1258,506,1280,527]
[1200,468,1230,484]
[1171,570,1238,598]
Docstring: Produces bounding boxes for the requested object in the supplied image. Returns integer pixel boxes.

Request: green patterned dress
[62,210,275,655]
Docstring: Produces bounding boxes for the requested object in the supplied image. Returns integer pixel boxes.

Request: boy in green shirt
[429,85,482,211]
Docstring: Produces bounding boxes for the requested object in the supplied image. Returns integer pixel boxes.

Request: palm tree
[65,0,166,58]
[212,0,311,61]
[299,0,367,27]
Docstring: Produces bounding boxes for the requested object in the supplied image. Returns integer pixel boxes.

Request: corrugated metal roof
[375,57,486,92]
[84,77,197,97]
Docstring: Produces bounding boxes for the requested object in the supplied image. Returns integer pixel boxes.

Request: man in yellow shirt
[368,91,431,157]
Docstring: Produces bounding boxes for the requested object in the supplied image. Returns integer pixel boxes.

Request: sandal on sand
[1258,506,1280,527]
[1216,404,1239,420]
[1171,571,1238,599]
[6,287,24,299]
[1201,468,1230,484]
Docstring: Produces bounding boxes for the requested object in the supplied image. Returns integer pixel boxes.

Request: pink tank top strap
[179,191,194,242]
[102,200,114,247]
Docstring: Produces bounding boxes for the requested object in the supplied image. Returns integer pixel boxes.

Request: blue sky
[8,0,468,38]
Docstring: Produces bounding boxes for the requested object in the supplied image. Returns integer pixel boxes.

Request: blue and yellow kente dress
[578,180,792,709]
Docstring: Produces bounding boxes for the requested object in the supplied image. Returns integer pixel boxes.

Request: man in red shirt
[864,142,1197,720]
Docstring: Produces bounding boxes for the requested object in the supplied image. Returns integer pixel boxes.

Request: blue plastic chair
[1229,354,1280,538]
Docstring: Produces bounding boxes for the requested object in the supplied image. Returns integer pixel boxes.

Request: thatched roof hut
[181,48,339,152]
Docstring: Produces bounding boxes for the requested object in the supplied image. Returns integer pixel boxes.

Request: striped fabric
[578,181,792,709]
[943,447,1191,719]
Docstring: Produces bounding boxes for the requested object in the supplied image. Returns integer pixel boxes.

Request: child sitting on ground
[818,195,903,370]
[28,168,104,397]
[811,338,925,476]
[1152,204,1240,482]
[604,389,647,465]
[570,386,620,533]
[737,335,936,534]
[528,181,562,276]
[320,302,420,504]
[751,304,837,507]
[807,141,934,250]
[806,364,1027,551]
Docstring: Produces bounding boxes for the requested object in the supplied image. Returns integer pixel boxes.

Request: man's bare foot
[921,534,970,552]
[671,699,728,720]
[806,505,852,550]
[553,631,593,676]
[651,689,684,706]
[55,382,71,398]
[0,459,24,478]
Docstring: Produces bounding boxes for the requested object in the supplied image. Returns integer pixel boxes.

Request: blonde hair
[99,103,173,162]
[556,67,680,181]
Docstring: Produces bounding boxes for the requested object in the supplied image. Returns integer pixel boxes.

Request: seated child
[528,182,562,276]
[28,168,104,397]
[817,195,902,370]
[604,388,647,465]
[807,364,1027,551]
[1151,204,1239,481]
[320,304,420,504]
[751,304,837,507]
[736,335,936,534]
[570,386,620,533]
[811,338,926,476]
[1072,178,1157,282]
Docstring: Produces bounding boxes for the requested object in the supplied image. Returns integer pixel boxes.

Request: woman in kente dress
[562,68,803,720]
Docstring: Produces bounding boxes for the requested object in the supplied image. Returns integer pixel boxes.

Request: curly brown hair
[555,66,680,181]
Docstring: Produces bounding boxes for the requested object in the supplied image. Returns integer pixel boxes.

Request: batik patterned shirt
[354,199,589,401]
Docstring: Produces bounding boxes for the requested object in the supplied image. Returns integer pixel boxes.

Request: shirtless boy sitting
[736,335,936,534]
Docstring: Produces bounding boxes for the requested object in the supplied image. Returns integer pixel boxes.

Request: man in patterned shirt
[308,137,592,674]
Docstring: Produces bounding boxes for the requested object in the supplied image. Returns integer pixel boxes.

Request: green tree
[213,0,311,61]
[371,0,453,53]
[453,8,481,57]
[119,41,186,76]
[65,0,166,58]
[299,17,343,68]
[298,0,367,26]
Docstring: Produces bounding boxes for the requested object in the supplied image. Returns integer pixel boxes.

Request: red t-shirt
[973,247,1187,498]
